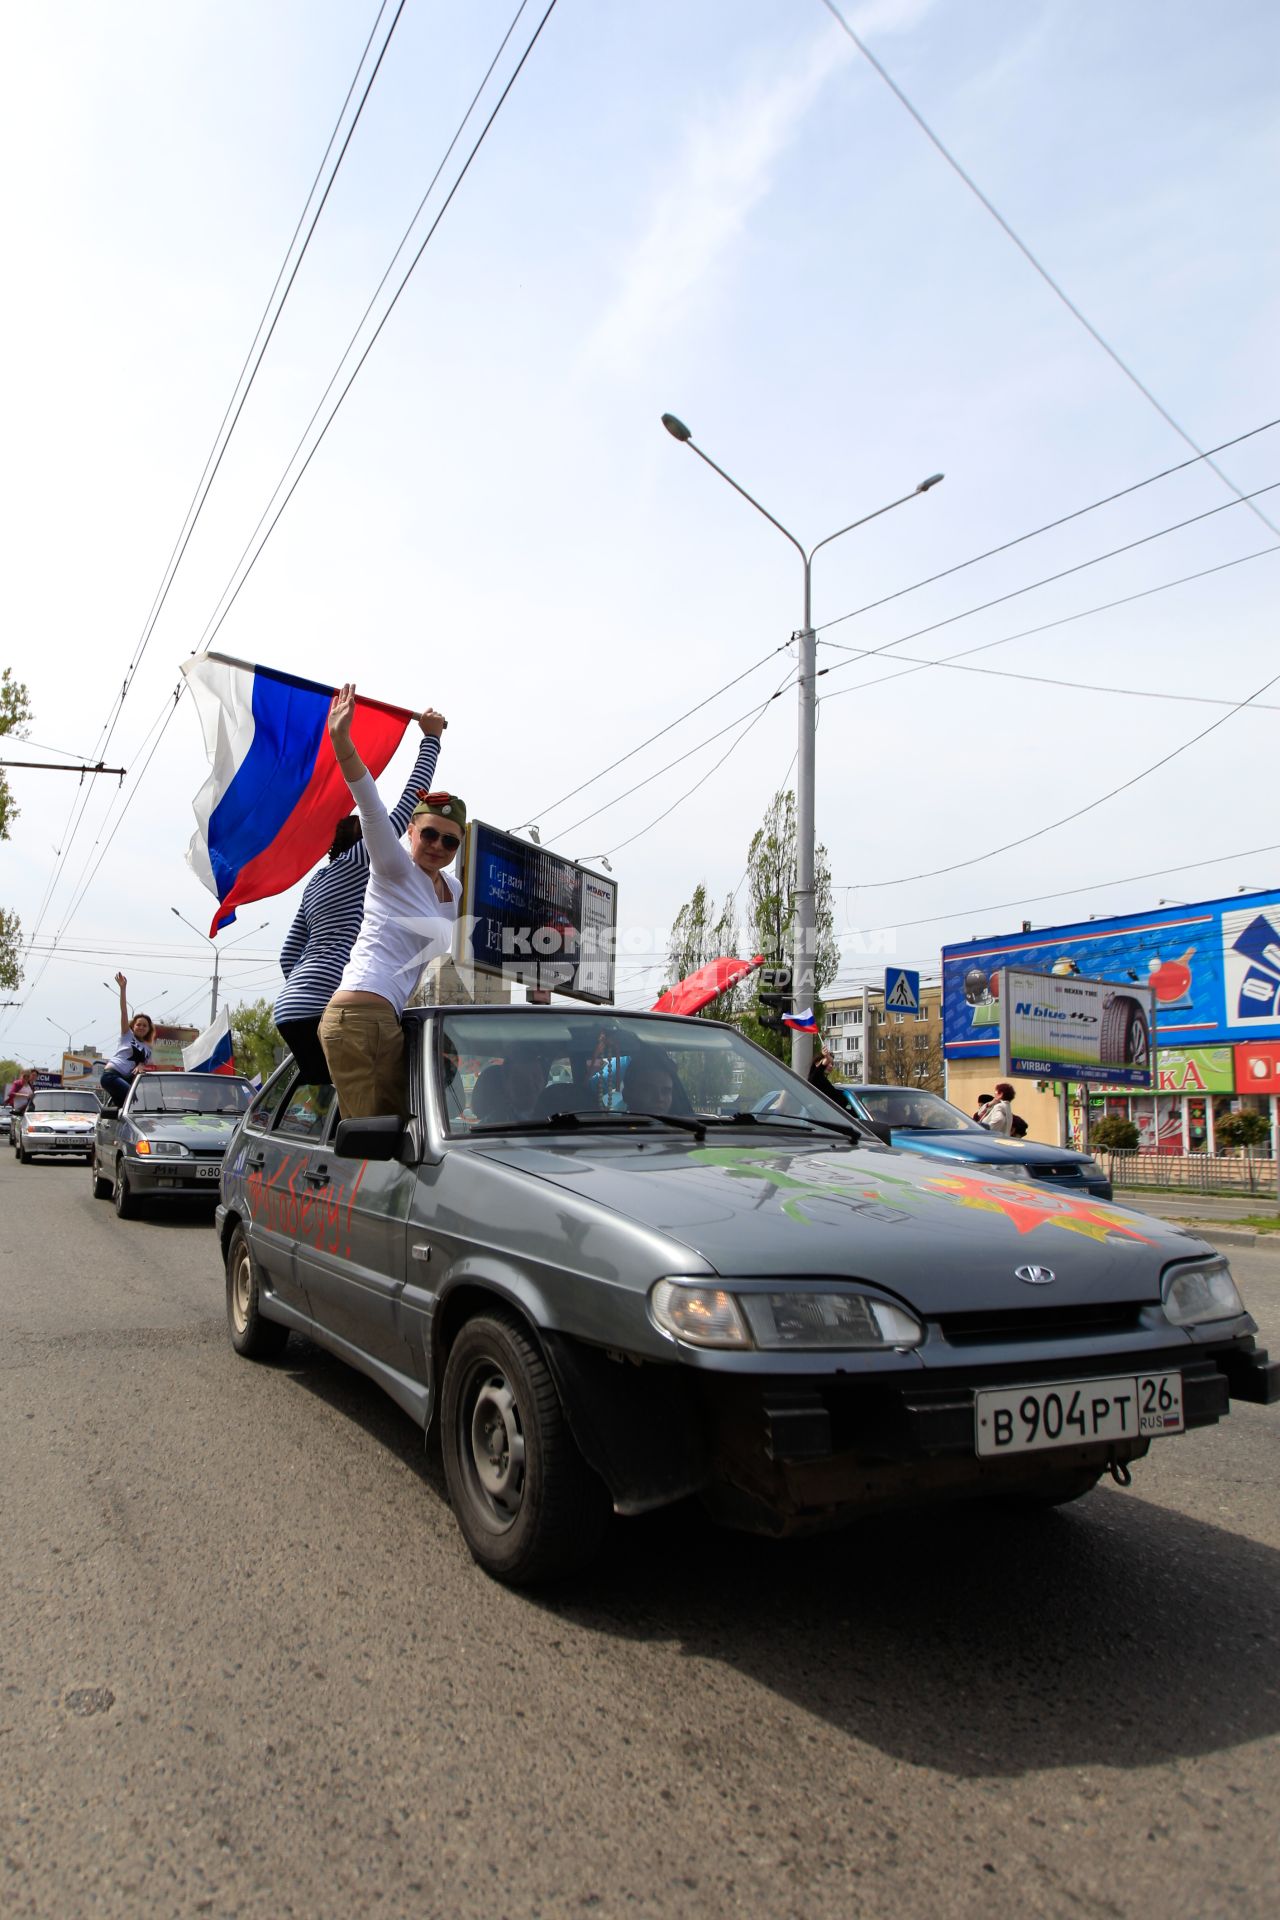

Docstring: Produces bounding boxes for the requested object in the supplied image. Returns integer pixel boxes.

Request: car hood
[476,1135,1208,1314]
[890,1128,1091,1167]
[130,1113,241,1149]
[28,1111,96,1127]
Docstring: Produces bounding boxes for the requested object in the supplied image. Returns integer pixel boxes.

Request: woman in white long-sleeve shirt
[318,683,463,1120]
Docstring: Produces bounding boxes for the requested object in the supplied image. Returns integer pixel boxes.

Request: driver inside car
[621,1057,677,1115]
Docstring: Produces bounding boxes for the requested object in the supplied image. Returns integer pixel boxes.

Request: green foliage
[1091,1114,1140,1153]
[0,667,32,842]
[663,884,740,1022]
[1215,1111,1271,1155]
[231,999,284,1082]
[0,906,22,993]
[0,1056,24,1088]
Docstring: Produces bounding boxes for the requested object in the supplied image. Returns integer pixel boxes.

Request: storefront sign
[1235,1041,1280,1096]
[1156,1046,1234,1094]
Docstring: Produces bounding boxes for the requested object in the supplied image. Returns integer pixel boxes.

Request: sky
[2,0,1278,1065]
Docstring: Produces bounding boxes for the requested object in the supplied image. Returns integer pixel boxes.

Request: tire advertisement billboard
[944,888,1280,1068]
[997,968,1155,1086]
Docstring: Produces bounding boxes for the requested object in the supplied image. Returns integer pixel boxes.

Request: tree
[875,1021,944,1092]
[231,999,284,1081]
[662,884,741,1022]
[0,906,22,993]
[1215,1110,1271,1189]
[0,1057,24,1090]
[664,788,840,1063]
[1091,1115,1140,1153]
[0,667,32,842]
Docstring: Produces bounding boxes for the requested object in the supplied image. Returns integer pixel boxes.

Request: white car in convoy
[14,1087,102,1162]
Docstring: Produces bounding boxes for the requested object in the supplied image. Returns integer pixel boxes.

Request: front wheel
[441,1311,610,1585]
[16,1138,29,1164]
[226,1226,289,1360]
[112,1158,137,1218]
[91,1154,112,1200]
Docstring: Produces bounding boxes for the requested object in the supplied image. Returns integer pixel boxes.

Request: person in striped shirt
[273,705,447,1082]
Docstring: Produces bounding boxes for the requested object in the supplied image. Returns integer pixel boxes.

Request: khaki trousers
[319,1002,408,1122]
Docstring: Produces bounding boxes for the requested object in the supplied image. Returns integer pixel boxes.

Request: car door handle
[304,1165,331,1188]
[247,1150,266,1170]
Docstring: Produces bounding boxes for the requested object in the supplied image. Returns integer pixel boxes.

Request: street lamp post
[45,1016,92,1053]
[661,413,943,1071]
[170,910,270,1026]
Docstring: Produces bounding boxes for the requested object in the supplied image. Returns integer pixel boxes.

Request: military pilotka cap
[410,789,466,829]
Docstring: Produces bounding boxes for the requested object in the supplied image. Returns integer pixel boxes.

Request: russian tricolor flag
[782,1007,818,1032]
[182,1007,236,1075]
[182,653,412,935]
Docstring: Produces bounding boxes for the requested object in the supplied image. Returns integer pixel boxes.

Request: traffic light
[757,964,793,1030]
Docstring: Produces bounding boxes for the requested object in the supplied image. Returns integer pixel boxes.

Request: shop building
[941,888,1280,1155]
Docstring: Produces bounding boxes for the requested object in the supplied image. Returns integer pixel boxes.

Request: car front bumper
[21,1133,95,1157]
[543,1325,1277,1533]
[125,1157,224,1196]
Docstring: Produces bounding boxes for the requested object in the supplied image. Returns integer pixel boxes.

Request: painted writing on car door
[245,1152,366,1259]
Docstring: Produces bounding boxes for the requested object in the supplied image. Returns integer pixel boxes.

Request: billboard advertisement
[944,889,1280,1064]
[462,823,619,1004]
[998,968,1154,1086]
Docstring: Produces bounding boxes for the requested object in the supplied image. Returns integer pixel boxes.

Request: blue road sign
[885,967,920,1013]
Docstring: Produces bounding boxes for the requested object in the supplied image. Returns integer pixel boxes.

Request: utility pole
[660,413,943,1074]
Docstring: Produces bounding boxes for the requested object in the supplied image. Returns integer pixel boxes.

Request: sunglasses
[417,825,461,852]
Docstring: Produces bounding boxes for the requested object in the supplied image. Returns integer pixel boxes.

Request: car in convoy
[216,1006,1277,1585]
[93,1070,253,1216]
[13,1086,101,1162]
[836,1084,1114,1200]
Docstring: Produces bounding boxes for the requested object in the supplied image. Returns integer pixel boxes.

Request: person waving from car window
[274,703,447,1084]
[100,973,155,1106]
[319,684,463,1122]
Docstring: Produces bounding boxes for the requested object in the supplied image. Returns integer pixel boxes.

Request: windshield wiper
[470,1109,708,1140]
[713,1110,860,1141]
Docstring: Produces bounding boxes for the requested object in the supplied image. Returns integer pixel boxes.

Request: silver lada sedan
[217,1007,1277,1585]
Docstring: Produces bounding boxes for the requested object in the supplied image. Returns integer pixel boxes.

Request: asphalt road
[3,1152,1278,1920]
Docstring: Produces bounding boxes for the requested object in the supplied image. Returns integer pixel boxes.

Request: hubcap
[462,1364,526,1530]
[232,1250,251,1334]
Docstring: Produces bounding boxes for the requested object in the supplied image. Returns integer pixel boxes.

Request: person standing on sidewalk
[979,1081,1017,1136]
[273,705,447,1083]
[319,684,463,1121]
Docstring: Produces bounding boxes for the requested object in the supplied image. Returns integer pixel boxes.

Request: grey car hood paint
[472,1134,1208,1315]
[130,1113,241,1151]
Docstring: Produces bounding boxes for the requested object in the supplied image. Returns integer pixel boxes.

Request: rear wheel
[91,1152,112,1200]
[441,1310,609,1585]
[226,1226,289,1360]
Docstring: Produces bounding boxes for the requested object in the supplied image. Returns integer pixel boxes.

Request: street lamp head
[916,472,945,493]
[661,413,692,443]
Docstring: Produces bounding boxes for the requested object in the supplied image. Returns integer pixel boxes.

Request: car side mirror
[865,1119,893,1145]
[334,1115,405,1161]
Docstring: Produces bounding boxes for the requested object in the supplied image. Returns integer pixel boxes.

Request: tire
[1100,994,1149,1069]
[225,1226,289,1360]
[91,1153,112,1200]
[441,1310,610,1585]
[16,1138,28,1164]
[112,1157,138,1219]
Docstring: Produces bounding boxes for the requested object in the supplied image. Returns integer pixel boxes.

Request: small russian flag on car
[781,1007,818,1032]
[182,1007,236,1075]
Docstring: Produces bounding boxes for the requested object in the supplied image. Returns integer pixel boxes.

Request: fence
[1100,1150,1278,1196]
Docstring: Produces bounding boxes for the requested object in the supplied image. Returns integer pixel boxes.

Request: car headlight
[650,1280,922,1351]
[134,1140,190,1158]
[1163,1257,1245,1327]
[954,1157,1032,1181]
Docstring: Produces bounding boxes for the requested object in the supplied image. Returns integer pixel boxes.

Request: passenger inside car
[620,1055,679,1115]
[473,1051,551,1126]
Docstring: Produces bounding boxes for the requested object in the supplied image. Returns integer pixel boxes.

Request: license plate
[196,1164,221,1180]
[975,1372,1184,1456]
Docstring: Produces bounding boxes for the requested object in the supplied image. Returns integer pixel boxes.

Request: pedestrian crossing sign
[885,967,920,1013]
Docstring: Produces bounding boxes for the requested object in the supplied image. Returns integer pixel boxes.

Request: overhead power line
[9,0,407,998]
[817,0,1280,541]
[815,415,1280,637]
[815,479,1279,685]
[817,543,1280,713]
[841,664,1280,894]
[194,0,554,658]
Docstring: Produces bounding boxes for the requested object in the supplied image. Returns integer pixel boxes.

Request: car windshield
[130,1076,252,1115]
[856,1088,984,1133]
[30,1090,100,1113]
[439,1011,856,1137]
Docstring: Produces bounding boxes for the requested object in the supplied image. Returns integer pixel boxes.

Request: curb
[1179,1226,1280,1251]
